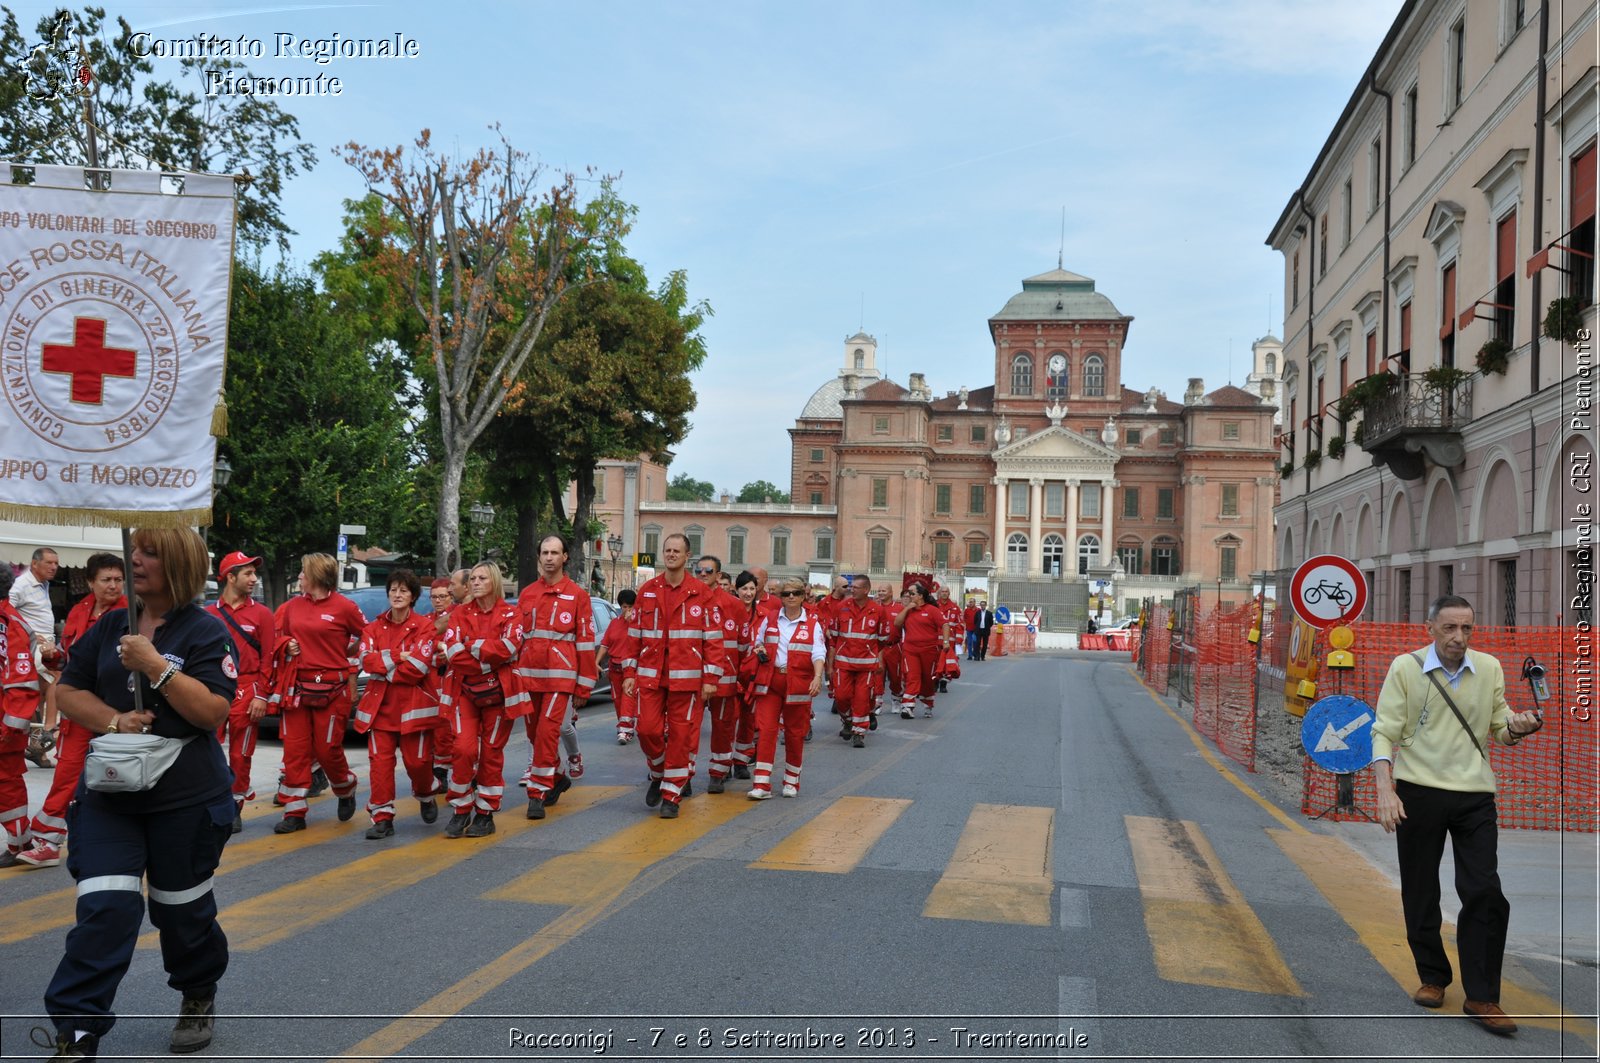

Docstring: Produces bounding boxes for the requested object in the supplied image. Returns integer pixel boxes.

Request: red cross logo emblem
[41,316,137,405]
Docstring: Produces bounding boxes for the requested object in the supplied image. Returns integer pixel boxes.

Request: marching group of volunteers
[0,526,991,1060]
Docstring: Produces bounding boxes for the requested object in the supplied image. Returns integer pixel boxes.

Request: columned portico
[992,420,1118,582]
[1028,477,1044,576]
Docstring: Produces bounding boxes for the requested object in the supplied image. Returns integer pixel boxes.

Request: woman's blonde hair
[131,527,209,605]
[301,553,339,592]
[779,576,807,598]
[471,561,505,603]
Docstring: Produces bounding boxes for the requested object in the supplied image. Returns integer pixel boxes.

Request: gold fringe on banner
[211,396,228,438]
[0,501,213,530]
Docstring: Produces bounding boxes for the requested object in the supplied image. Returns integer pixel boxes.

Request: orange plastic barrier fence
[1191,604,1259,772]
[1080,633,1109,650]
[991,623,1008,657]
[1140,605,1173,694]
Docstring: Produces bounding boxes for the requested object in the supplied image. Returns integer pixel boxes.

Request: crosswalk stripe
[1269,828,1595,1045]
[1125,815,1303,996]
[923,803,1054,926]
[341,795,755,1062]
[0,812,360,946]
[748,796,911,872]
[172,787,630,952]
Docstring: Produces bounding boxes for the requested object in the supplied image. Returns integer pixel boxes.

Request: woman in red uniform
[353,570,441,839]
[894,582,950,719]
[747,577,826,800]
[441,561,524,839]
[270,553,365,833]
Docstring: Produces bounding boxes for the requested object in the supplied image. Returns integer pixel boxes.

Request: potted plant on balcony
[1474,337,1512,375]
[1421,365,1473,391]
[1303,448,1322,469]
[1544,295,1584,344]
[1326,435,1346,459]
[1279,460,1293,477]
[1352,421,1365,446]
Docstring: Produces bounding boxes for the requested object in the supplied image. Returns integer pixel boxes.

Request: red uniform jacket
[204,596,273,706]
[751,610,825,703]
[899,603,947,652]
[272,591,365,690]
[442,597,526,715]
[619,574,727,692]
[707,586,746,695]
[0,601,40,749]
[354,610,437,733]
[514,576,598,709]
[600,612,630,682]
[829,598,890,673]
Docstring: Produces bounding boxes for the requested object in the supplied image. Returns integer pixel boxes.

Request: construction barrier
[991,623,1007,657]
[1130,599,1596,831]
[1012,627,1037,653]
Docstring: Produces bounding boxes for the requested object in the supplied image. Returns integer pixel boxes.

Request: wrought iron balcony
[1359,372,1474,480]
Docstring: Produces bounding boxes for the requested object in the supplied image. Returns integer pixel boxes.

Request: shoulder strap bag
[1411,651,1486,762]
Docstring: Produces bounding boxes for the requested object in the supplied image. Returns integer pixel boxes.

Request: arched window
[1077,534,1101,575]
[854,348,865,369]
[1042,533,1065,577]
[1082,354,1105,397]
[1265,352,1277,374]
[1011,354,1034,396]
[1045,352,1069,401]
[1006,532,1030,575]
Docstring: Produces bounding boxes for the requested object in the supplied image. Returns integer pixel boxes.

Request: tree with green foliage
[213,262,415,602]
[737,480,789,504]
[0,5,316,251]
[667,473,716,502]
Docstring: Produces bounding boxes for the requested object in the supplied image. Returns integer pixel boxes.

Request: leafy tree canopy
[667,473,715,502]
[737,480,789,504]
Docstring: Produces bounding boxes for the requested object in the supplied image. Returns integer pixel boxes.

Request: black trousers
[1394,780,1509,1002]
[974,629,991,659]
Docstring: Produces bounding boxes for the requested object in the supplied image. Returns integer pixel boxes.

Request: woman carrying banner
[39,527,236,1059]
[746,577,826,800]
[269,554,365,834]
[441,562,525,839]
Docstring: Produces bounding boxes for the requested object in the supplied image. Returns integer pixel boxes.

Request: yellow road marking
[923,803,1054,926]
[1126,815,1303,996]
[175,786,629,952]
[0,811,359,946]
[343,795,755,1062]
[1270,829,1596,1045]
[1128,665,1306,835]
[750,796,911,873]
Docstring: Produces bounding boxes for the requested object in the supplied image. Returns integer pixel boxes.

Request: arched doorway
[1006,533,1029,575]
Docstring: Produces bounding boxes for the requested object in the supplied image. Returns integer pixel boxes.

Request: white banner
[0,165,235,527]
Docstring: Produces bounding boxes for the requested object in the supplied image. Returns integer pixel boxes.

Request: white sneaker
[781,784,798,798]
[747,787,771,801]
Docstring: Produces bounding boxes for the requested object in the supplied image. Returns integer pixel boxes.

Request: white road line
[1058,887,1091,928]
[1057,974,1099,1058]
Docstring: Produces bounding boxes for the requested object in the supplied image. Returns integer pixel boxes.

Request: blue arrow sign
[1300,694,1376,774]
[994,606,1012,625]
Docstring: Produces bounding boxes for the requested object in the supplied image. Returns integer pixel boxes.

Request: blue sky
[15,0,1399,493]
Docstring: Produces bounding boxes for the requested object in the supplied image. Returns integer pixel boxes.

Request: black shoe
[680,778,693,799]
[839,724,853,740]
[32,1027,97,1061]
[707,776,725,794]
[869,714,878,731]
[526,797,546,820]
[433,766,449,790]
[419,797,438,824]
[733,763,751,780]
[309,768,330,797]
[444,811,470,838]
[645,778,662,808]
[337,794,357,822]
[659,801,679,819]
[170,995,215,1053]
[937,679,948,692]
[804,726,813,742]
[364,820,394,840]
[230,811,243,834]
[543,773,573,807]
[464,812,495,838]
[272,816,305,835]
[852,733,865,748]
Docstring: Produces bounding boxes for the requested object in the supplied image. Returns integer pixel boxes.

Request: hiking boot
[659,801,679,819]
[364,820,394,840]
[16,841,62,868]
[526,797,546,820]
[272,816,305,835]
[852,733,865,748]
[543,774,572,807]
[309,768,330,797]
[30,1027,96,1061]
[645,778,662,808]
[464,812,495,838]
[419,797,439,824]
[707,776,725,794]
[336,794,357,822]
[169,995,215,1053]
[443,812,471,838]
[733,762,751,780]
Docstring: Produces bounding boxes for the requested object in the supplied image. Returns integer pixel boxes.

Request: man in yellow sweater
[1371,595,1543,1035]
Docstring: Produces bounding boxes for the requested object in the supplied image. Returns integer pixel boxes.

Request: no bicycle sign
[1289,554,1368,630]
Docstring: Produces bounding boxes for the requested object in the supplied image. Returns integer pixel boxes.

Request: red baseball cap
[218,551,262,578]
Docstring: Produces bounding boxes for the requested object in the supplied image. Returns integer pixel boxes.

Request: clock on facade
[1048,353,1066,376]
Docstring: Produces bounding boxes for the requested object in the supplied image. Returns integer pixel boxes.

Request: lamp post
[607,533,624,598]
[468,502,495,564]
[203,456,232,549]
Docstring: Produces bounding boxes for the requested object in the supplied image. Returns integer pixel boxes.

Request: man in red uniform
[514,535,598,819]
[827,574,888,748]
[0,567,42,865]
[732,565,777,777]
[597,588,637,744]
[694,554,746,794]
[13,554,125,867]
[816,576,850,723]
[935,587,964,693]
[204,552,274,835]
[619,532,725,818]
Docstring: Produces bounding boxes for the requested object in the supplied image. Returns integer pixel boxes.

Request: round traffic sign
[1289,554,1368,630]
[995,606,1012,624]
[1300,694,1376,774]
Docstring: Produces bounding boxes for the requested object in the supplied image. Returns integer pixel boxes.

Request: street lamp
[468,502,495,563]
[607,533,624,598]
[203,456,233,548]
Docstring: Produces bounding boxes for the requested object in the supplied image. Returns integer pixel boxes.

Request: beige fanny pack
[84,733,195,793]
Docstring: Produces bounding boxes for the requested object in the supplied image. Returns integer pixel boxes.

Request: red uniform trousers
[880,645,904,699]
[635,686,703,805]
[609,667,636,738]
[433,714,455,770]
[28,717,89,845]
[706,692,743,781]
[834,670,877,736]
[522,691,574,802]
[217,693,259,808]
[367,728,437,822]
[276,687,359,819]
[449,700,511,814]
[733,692,756,768]
[752,687,811,794]
[901,645,939,710]
[0,742,27,852]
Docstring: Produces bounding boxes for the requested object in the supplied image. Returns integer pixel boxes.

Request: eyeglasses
[779,590,805,598]
[694,568,716,575]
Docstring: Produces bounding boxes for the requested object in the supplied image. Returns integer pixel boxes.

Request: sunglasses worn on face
[780,590,804,597]
[695,568,716,575]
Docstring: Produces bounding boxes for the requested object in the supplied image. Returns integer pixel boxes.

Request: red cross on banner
[40,316,138,405]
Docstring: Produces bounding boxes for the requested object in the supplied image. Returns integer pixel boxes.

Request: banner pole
[120,528,145,714]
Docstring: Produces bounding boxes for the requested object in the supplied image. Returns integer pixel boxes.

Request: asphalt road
[1,653,1593,1062]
